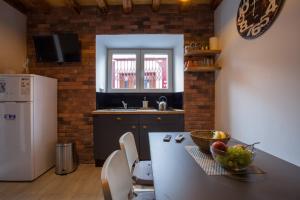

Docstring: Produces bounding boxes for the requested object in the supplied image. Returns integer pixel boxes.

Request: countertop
[92,108,184,115]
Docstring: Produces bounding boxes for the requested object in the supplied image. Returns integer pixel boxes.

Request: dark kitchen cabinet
[93,114,184,166]
[139,115,184,160]
[93,115,139,166]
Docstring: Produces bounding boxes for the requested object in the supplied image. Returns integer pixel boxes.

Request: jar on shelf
[209,37,219,50]
[184,45,190,53]
[187,60,193,68]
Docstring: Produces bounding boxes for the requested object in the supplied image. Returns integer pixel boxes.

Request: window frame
[107,48,173,93]
[107,49,141,93]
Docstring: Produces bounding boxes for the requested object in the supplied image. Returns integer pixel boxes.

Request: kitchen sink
[101,107,177,112]
[104,108,139,111]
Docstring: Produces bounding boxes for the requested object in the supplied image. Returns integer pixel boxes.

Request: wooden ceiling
[4,0,222,14]
[49,0,211,6]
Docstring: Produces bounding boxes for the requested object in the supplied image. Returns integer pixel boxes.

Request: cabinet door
[99,124,138,160]
[141,114,184,124]
[93,115,139,163]
[139,115,184,160]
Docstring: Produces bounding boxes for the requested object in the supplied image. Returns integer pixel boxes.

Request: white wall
[96,34,184,92]
[0,0,27,74]
[215,0,300,166]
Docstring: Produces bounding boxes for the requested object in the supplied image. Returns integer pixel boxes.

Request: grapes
[214,145,253,170]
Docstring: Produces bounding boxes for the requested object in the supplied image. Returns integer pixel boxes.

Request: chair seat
[132,191,155,200]
[132,160,154,186]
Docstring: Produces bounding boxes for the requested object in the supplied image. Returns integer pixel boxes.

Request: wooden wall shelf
[184,50,221,57]
[184,66,221,72]
[184,49,222,73]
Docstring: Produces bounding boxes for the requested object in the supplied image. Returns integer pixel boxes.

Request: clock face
[237,0,285,39]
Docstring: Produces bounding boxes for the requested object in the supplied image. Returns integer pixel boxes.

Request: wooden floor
[0,164,104,200]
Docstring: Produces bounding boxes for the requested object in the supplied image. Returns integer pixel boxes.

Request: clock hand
[252,0,256,16]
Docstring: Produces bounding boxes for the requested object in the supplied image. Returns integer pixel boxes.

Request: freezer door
[0,76,33,102]
[0,102,34,181]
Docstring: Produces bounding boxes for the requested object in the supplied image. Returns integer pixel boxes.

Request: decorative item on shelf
[184,38,221,72]
[203,60,206,66]
[190,42,196,52]
[186,60,197,68]
[209,37,219,50]
[184,45,190,54]
[185,40,209,54]
[195,58,214,67]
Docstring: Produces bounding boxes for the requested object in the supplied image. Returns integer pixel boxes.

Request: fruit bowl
[210,143,255,172]
[190,130,230,154]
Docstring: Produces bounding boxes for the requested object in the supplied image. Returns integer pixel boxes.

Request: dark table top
[149,132,300,200]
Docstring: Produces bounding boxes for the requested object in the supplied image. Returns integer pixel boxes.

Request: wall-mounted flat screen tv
[33,33,81,63]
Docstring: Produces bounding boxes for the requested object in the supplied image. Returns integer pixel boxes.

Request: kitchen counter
[92,108,184,115]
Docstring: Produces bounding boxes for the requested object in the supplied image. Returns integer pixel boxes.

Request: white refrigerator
[0,74,57,181]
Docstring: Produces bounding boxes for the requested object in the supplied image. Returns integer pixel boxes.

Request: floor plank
[0,164,104,200]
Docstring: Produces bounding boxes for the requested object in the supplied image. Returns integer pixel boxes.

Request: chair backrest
[101,150,133,200]
[119,132,139,173]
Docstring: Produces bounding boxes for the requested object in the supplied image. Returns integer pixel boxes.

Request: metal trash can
[55,143,78,175]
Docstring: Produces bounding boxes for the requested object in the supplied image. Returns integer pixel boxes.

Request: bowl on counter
[190,130,230,154]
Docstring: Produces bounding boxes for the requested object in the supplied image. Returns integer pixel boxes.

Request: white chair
[101,150,155,200]
[119,132,154,186]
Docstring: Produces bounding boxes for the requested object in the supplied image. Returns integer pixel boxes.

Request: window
[111,53,137,90]
[107,49,173,93]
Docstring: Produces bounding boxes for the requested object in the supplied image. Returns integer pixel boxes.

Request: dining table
[149,132,300,200]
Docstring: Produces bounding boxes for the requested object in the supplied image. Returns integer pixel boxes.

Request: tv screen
[33,33,81,63]
[33,36,58,62]
[58,33,81,62]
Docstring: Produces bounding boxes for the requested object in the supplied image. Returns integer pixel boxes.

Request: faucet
[121,101,127,109]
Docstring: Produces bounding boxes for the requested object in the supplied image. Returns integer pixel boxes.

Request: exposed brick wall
[184,72,215,130]
[27,5,214,163]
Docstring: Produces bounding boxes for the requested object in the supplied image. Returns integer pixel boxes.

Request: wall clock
[236,0,285,39]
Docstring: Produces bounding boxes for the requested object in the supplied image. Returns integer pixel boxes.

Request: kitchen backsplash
[96,92,183,109]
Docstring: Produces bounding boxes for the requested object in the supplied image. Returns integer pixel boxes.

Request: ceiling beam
[20,0,35,8]
[3,0,28,14]
[66,0,81,14]
[122,0,133,14]
[211,0,222,10]
[21,0,51,9]
[4,0,51,14]
[152,0,160,12]
[179,0,191,12]
[96,0,108,13]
